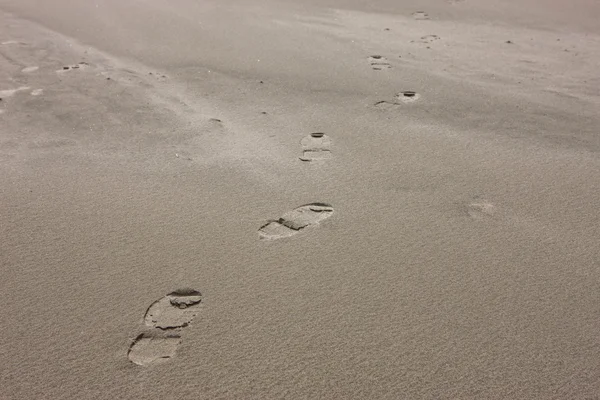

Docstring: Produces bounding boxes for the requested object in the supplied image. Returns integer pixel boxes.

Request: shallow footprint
[467,202,496,220]
[300,132,332,161]
[374,100,401,110]
[128,331,182,366]
[144,289,203,329]
[21,66,39,73]
[259,203,334,240]
[413,11,430,20]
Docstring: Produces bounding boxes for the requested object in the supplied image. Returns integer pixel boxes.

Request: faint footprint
[300,132,332,161]
[413,11,430,20]
[395,91,421,103]
[57,62,89,73]
[259,203,334,240]
[21,66,39,73]
[368,55,392,70]
[374,100,401,110]
[128,331,181,366]
[31,89,43,96]
[414,35,440,44]
[128,289,202,366]
[467,202,496,220]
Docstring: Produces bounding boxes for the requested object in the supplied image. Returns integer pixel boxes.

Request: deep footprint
[144,289,203,329]
[259,203,334,240]
[396,91,421,103]
[128,331,182,366]
[300,132,332,161]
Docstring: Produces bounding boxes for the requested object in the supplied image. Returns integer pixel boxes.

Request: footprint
[57,62,89,73]
[21,66,39,73]
[368,55,392,70]
[374,100,401,110]
[128,331,182,366]
[31,89,43,96]
[467,202,496,220]
[300,132,332,161]
[417,35,440,44]
[259,203,334,240]
[395,91,421,103]
[128,288,202,366]
[144,289,203,329]
[413,11,430,20]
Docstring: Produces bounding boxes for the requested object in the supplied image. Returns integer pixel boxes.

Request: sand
[0,0,599,398]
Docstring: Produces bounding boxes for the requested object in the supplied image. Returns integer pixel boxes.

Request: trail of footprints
[0,4,491,365]
[128,289,202,366]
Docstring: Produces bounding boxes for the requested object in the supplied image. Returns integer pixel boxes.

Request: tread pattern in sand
[300,132,332,161]
[368,55,391,70]
[259,203,334,240]
[467,202,496,220]
[128,331,181,366]
[144,289,203,329]
[128,289,202,366]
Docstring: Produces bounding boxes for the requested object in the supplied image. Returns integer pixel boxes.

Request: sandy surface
[1,0,599,398]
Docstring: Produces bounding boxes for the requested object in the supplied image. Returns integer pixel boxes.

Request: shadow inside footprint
[144,289,203,330]
[368,55,392,70]
[259,203,334,240]
[396,91,421,103]
[128,331,182,366]
[300,132,332,161]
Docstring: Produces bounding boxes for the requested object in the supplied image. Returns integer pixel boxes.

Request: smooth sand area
[1,0,599,398]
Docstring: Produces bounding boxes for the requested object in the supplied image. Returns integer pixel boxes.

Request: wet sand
[1,0,599,398]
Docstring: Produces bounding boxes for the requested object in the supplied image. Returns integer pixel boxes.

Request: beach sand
[1,0,599,398]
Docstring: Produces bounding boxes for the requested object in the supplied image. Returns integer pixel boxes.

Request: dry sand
[1,0,599,398]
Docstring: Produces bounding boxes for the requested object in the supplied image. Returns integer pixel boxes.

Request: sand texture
[1,0,599,398]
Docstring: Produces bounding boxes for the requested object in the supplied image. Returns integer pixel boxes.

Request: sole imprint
[128,288,202,366]
[413,11,430,20]
[127,331,181,366]
[374,100,401,110]
[300,132,332,161]
[368,55,391,70]
[57,62,89,73]
[467,202,496,220]
[259,203,334,240]
[144,288,203,329]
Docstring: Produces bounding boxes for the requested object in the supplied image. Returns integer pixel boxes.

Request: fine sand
[1,0,599,398]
